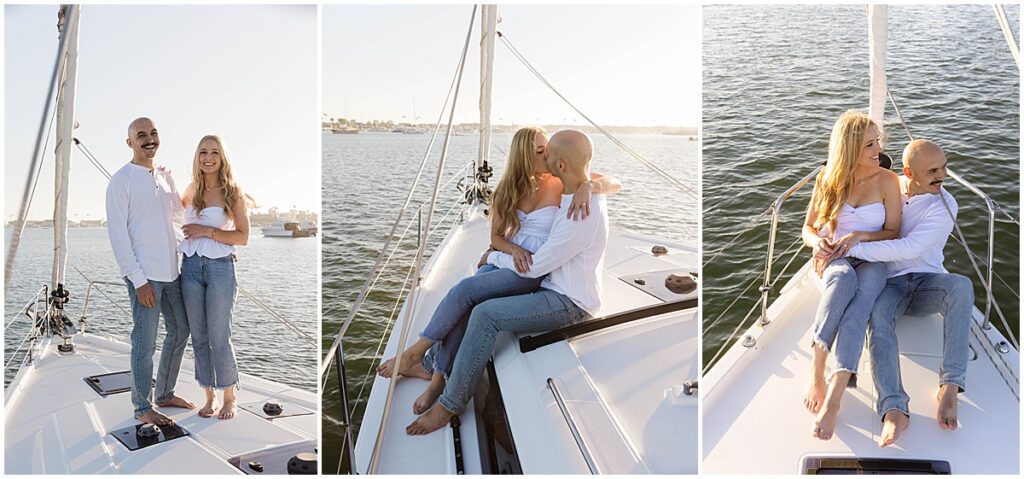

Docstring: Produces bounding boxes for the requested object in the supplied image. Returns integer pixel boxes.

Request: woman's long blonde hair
[813,110,878,233]
[491,126,547,239]
[191,135,248,216]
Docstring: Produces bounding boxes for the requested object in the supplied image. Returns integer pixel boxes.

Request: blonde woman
[179,135,251,420]
[377,126,621,414]
[801,110,901,440]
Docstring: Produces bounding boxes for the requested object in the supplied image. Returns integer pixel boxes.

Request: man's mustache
[930,180,943,185]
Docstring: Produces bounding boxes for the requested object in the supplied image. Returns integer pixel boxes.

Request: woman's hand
[510,245,533,273]
[478,248,494,268]
[567,181,593,221]
[831,232,865,257]
[812,237,835,258]
[183,223,214,239]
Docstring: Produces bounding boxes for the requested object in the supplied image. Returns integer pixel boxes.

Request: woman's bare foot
[377,339,433,379]
[803,375,827,413]
[136,410,174,425]
[812,371,850,440]
[377,352,432,380]
[936,384,959,430]
[413,373,445,415]
[878,410,910,447]
[218,387,238,420]
[812,402,840,440]
[199,400,218,418]
[406,403,455,435]
[804,343,829,413]
[218,400,237,420]
[157,395,196,409]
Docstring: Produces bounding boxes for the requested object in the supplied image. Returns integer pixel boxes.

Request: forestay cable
[497,32,699,202]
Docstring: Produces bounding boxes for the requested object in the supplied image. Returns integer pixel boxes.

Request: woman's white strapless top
[509,205,558,253]
[819,202,885,240]
[178,206,236,258]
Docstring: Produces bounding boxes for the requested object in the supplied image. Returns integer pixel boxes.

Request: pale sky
[4,5,318,222]
[322,4,700,127]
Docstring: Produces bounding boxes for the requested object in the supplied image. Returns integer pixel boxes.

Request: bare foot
[136,409,174,426]
[377,355,431,380]
[406,403,455,435]
[803,374,826,413]
[157,395,196,409]
[878,410,910,447]
[413,374,445,415]
[936,384,959,430]
[218,400,237,420]
[812,403,839,440]
[199,400,218,418]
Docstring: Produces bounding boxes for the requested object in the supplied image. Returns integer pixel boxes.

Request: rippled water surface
[321,131,696,470]
[702,5,1020,365]
[4,227,319,392]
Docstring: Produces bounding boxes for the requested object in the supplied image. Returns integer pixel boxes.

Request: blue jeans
[868,272,974,418]
[420,264,543,377]
[125,277,191,416]
[438,288,590,413]
[181,254,240,390]
[812,257,887,385]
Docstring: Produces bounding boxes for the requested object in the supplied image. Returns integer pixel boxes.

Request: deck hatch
[84,371,152,397]
[110,423,189,451]
[239,399,315,420]
[802,457,951,474]
[618,268,698,302]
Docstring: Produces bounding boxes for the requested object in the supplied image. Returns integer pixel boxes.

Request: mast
[867,5,887,126]
[478,5,497,176]
[52,4,81,292]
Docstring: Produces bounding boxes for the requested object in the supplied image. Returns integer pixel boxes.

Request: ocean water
[702,4,1020,365]
[3,226,319,392]
[320,130,697,470]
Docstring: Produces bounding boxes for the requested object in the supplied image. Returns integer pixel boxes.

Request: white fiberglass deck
[354,207,698,474]
[702,262,1020,474]
[4,333,317,474]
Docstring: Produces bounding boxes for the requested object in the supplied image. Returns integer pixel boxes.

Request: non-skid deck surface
[5,334,317,474]
[702,263,1019,474]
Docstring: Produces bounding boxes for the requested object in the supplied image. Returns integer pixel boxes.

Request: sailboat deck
[354,207,698,474]
[702,262,1020,474]
[4,333,316,474]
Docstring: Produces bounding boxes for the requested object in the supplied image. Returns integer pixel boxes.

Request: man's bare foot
[812,402,840,440]
[413,374,445,415]
[936,384,959,430]
[406,403,455,435]
[803,375,827,413]
[157,395,196,409]
[878,410,910,447]
[377,354,431,380]
[136,409,174,426]
[218,400,237,420]
[199,400,218,418]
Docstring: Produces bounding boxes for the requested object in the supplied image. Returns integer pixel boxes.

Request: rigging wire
[702,206,773,268]
[4,32,67,294]
[73,139,113,180]
[368,7,478,473]
[886,88,1016,346]
[319,8,474,378]
[703,237,805,374]
[497,32,699,202]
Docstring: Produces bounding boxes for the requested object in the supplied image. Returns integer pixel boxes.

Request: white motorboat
[701,6,1020,474]
[321,5,699,474]
[4,6,318,474]
[261,221,314,238]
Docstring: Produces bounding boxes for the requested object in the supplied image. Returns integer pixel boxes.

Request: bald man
[406,130,610,435]
[106,117,195,425]
[842,140,973,446]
